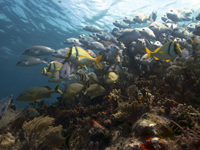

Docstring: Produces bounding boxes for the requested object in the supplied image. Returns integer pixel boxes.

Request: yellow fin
[95,55,102,69]
[154,46,162,53]
[55,84,63,94]
[145,47,152,60]
[31,92,38,97]
[34,99,40,102]
[65,47,72,58]
[166,59,171,62]
[154,57,160,60]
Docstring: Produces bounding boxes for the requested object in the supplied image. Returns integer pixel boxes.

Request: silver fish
[16,57,48,67]
[23,46,55,56]
[83,25,107,32]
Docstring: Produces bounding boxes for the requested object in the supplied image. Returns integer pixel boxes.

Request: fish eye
[54,51,58,54]
[142,28,145,31]
[170,10,173,12]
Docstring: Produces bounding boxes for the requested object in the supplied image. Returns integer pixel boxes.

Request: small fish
[88,72,100,83]
[166,65,184,75]
[18,107,40,118]
[104,72,119,84]
[79,35,95,45]
[16,84,62,101]
[123,16,135,25]
[65,46,102,68]
[133,13,149,24]
[16,57,48,67]
[149,10,157,22]
[148,22,172,35]
[87,41,106,51]
[83,25,107,32]
[90,119,104,130]
[84,84,106,99]
[172,27,190,39]
[63,38,82,45]
[145,41,182,62]
[139,27,156,39]
[113,20,130,29]
[23,45,55,56]
[52,48,70,59]
[46,61,63,73]
[117,29,141,44]
[41,67,52,76]
[80,73,90,84]
[61,83,85,98]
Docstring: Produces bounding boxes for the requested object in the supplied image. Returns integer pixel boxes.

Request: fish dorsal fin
[65,47,73,58]
[44,86,51,90]
[86,51,94,58]
[154,46,162,53]
[31,92,38,97]
[34,99,40,102]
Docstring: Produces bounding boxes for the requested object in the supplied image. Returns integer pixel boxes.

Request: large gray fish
[64,38,83,46]
[139,27,156,39]
[23,46,55,56]
[117,29,141,44]
[16,57,48,67]
[167,8,193,22]
[79,35,95,45]
[133,13,149,24]
[186,23,198,32]
[148,22,172,35]
[0,95,13,119]
[172,27,190,39]
[123,16,135,25]
[87,41,106,51]
[83,25,107,32]
[52,48,70,59]
[113,20,130,29]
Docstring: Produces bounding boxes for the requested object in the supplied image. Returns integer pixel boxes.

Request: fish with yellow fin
[16,84,62,102]
[145,41,182,62]
[65,46,102,68]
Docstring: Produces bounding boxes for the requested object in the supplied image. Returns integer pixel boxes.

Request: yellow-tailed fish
[46,61,63,73]
[65,46,102,68]
[145,41,182,62]
[16,84,62,101]
[41,67,52,76]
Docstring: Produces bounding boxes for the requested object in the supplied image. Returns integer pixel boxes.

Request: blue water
[0,0,200,108]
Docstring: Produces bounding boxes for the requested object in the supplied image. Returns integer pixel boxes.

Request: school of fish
[16,8,200,101]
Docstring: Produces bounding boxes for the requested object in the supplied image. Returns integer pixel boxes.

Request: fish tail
[55,84,63,94]
[145,47,152,60]
[95,55,102,69]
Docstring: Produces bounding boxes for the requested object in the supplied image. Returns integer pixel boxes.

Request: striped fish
[145,41,182,62]
[65,46,102,68]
